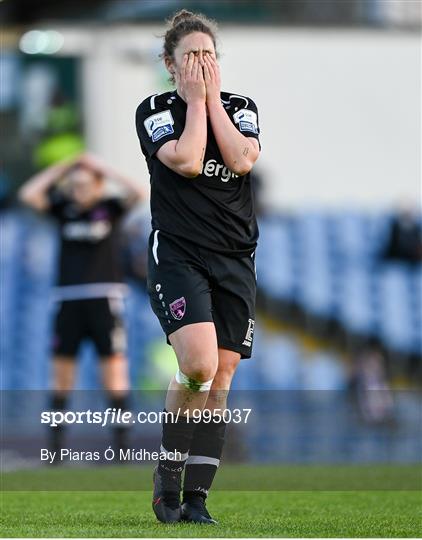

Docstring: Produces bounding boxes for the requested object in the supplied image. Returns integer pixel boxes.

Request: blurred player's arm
[203,55,259,176]
[79,153,146,206]
[156,53,207,178]
[18,158,76,211]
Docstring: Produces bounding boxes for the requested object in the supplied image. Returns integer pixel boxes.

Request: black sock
[159,410,196,477]
[48,393,68,454]
[51,394,67,411]
[108,395,130,411]
[108,395,131,453]
[183,415,227,501]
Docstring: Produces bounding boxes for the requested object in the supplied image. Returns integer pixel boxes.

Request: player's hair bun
[170,9,196,27]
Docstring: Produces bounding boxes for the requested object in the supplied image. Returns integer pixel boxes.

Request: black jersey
[135,90,261,257]
[48,192,126,292]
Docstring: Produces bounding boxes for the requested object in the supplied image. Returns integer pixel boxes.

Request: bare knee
[179,349,218,383]
[212,349,241,390]
[170,323,218,384]
[217,349,241,377]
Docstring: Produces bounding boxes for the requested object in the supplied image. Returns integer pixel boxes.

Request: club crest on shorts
[169,297,186,320]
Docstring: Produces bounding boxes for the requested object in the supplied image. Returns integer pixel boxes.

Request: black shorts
[53,297,126,357]
[147,230,257,359]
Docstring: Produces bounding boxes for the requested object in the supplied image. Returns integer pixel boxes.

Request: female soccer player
[136,10,261,524]
[19,153,144,454]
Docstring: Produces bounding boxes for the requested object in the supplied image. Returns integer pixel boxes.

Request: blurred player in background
[19,153,145,454]
[136,10,260,524]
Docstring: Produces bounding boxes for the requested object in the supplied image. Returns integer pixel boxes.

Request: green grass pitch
[1,466,421,537]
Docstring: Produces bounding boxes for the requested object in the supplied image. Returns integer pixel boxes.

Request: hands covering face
[176,52,206,104]
[176,51,220,105]
[202,53,221,106]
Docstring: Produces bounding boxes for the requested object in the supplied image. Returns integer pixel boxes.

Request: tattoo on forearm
[242,147,249,157]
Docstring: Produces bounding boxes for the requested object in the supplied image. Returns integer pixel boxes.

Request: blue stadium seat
[256,216,295,300]
[375,264,417,354]
[258,334,302,389]
[301,352,347,390]
[0,211,23,388]
[333,211,369,262]
[297,259,335,318]
[410,267,422,355]
[336,265,376,335]
[294,210,331,259]
[293,211,335,317]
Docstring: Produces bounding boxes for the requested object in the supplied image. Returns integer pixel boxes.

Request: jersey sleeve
[135,96,183,159]
[230,96,261,149]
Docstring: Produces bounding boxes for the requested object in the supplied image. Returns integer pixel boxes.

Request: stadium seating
[1,208,420,391]
[256,211,421,357]
[337,265,376,335]
[375,264,419,355]
[256,216,295,301]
